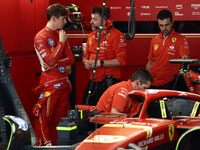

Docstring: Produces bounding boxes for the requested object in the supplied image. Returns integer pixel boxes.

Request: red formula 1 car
[2,89,200,150]
[75,89,200,150]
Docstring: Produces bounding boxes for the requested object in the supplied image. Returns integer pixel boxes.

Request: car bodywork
[2,89,200,150]
[75,89,200,150]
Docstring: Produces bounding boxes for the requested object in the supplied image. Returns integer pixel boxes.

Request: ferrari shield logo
[168,124,174,141]
[172,37,177,43]
[154,44,158,51]
[106,33,110,38]
[74,6,78,11]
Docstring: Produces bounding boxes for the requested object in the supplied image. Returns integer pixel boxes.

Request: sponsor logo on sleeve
[44,91,51,97]
[37,43,43,50]
[50,47,55,52]
[59,67,65,73]
[39,49,45,54]
[54,83,63,88]
[48,39,55,46]
[41,52,47,58]
[39,93,44,99]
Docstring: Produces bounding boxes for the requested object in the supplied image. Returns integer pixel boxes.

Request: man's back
[96,80,132,113]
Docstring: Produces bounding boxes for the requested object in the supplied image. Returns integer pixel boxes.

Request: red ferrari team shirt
[34,27,75,85]
[148,29,190,86]
[83,28,127,81]
[96,79,139,113]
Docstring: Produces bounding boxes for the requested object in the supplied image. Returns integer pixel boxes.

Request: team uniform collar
[158,29,175,39]
[94,28,111,39]
[45,26,58,34]
[127,79,134,92]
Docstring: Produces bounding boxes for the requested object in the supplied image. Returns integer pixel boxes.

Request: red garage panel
[0,0,20,53]
[35,0,49,33]
[19,0,35,52]
[50,0,200,22]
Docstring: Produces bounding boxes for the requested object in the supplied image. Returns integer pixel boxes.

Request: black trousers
[82,77,120,106]
[150,78,176,90]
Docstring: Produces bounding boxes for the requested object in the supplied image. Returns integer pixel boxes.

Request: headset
[104,7,113,28]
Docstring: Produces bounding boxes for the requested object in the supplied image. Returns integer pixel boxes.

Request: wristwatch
[100,60,104,67]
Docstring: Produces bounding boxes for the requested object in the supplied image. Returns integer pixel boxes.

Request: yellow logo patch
[168,124,174,141]
[44,91,51,97]
[74,6,78,11]
[106,33,110,38]
[172,37,177,43]
[89,39,92,45]
[154,44,158,50]
[51,47,55,52]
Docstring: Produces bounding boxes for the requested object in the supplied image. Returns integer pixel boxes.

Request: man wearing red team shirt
[96,68,153,113]
[82,7,127,106]
[32,4,75,146]
[146,9,190,89]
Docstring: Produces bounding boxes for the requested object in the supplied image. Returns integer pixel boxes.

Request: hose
[125,0,135,40]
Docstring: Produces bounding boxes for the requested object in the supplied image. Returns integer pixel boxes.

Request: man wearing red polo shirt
[82,7,127,105]
[96,69,153,113]
[146,9,190,89]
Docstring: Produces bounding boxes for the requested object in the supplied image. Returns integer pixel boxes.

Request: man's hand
[90,59,121,68]
[43,62,57,71]
[146,60,153,72]
[83,59,92,70]
[32,102,42,117]
[90,60,101,68]
[182,54,190,59]
[59,29,68,43]
[111,108,122,113]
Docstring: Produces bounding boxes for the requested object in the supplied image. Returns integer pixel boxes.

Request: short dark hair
[47,4,68,22]
[91,6,110,20]
[130,68,153,85]
[157,9,173,22]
